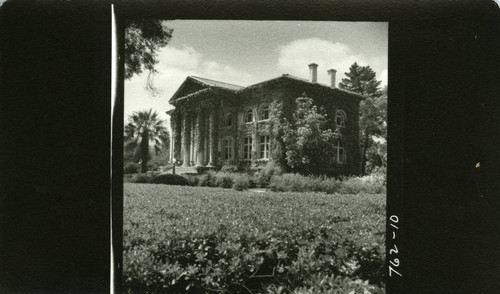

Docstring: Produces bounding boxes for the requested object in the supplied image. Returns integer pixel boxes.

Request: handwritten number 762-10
[388,215,402,277]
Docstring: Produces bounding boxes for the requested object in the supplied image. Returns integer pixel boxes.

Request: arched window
[334,139,346,164]
[260,105,270,120]
[245,109,253,123]
[335,110,347,128]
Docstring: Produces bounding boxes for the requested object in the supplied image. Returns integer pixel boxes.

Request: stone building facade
[167,64,362,175]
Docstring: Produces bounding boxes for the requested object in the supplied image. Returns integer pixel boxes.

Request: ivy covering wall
[169,77,361,175]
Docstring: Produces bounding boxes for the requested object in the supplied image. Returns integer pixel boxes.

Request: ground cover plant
[123,184,386,293]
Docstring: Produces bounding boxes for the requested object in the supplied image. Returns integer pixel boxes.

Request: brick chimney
[308,63,318,83]
[327,68,337,88]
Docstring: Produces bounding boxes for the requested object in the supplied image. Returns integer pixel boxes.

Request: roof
[190,76,244,91]
[170,73,363,103]
[237,74,364,99]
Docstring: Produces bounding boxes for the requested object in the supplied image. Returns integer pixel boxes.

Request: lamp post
[172,158,176,175]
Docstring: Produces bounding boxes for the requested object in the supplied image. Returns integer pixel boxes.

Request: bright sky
[124,20,388,124]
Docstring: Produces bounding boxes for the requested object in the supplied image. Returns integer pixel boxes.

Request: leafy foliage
[268,173,385,195]
[150,174,189,186]
[231,173,252,191]
[270,97,339,175]
[254,161,284,188]
[124,109,169,173]
[123,184,386,293]
[130,173,154,183]
[359,89,387,175]
[125,20,173,94]
[124,162,140,174]
[339,63,387,175]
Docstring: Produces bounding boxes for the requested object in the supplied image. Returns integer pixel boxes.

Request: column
[207,107,218,167]
[181,111,191,167]
[171,111,182,162]
[195,109,205,166]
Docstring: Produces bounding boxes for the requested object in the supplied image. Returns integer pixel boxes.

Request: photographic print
[122,20,388,293]
[1,0,499,293]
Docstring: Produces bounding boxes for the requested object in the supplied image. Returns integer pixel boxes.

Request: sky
[124,20,388,124]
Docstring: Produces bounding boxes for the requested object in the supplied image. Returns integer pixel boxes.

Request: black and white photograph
[123,20,388,293]
[1,1,500,294]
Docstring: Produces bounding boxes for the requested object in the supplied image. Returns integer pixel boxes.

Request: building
[167,64,362,175]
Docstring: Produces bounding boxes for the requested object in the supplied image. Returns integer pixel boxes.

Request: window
[336,110,346,128]
[245,109,253,123]
[334,139,346,164]
[222,138,233,160]
[259,135,270,159]
[260,105,270,120]
[224,113,232,126]
[243,137,252,160]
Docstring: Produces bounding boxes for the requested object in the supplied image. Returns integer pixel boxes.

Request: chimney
[327,69,337,88]
[308,63,318,83]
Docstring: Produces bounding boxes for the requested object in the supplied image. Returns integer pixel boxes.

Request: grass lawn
[123,183,386,294]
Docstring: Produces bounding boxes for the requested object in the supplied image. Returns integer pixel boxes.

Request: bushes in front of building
[337,173,386,194]
[268,173,385,194]
[126,171,385,194]
[130,173,154,183]
[150,173,189,186]
[232,173,251,191]
[124,162,140,174]
[253,161,283,187]
[129,172,188,186]
[125,161,385,193]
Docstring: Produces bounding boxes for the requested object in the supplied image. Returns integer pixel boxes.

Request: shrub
[220,164,239,173]
[123,174,134,183]
[198,171,216,187]
[124,162,140,174]
[130,173,154,183]
[254,161,283,188]
[268,172,386,195]
[213,172,234,188]
[232,173,251,191]
[183,174,199,186]
[338,174,386,194]
[195,166,213,174]
[147,156,170,172]
[269,173,313,192]
[319,177,342,194]
[150,173,189,186]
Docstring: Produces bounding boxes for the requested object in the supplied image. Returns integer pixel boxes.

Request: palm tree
[124,109,169,173]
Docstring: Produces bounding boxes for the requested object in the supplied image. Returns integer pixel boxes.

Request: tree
[340,63,386,175]
[361,89,387,174]
[339,62,382,98]
[124,20,173,95]
[124,109,169,173]
[270,97,339,175]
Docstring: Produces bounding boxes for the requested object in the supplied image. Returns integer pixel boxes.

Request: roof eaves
[190,76,244,91]
[170,88,212,104]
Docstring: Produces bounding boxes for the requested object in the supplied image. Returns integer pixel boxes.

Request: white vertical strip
[110,4,117,294]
